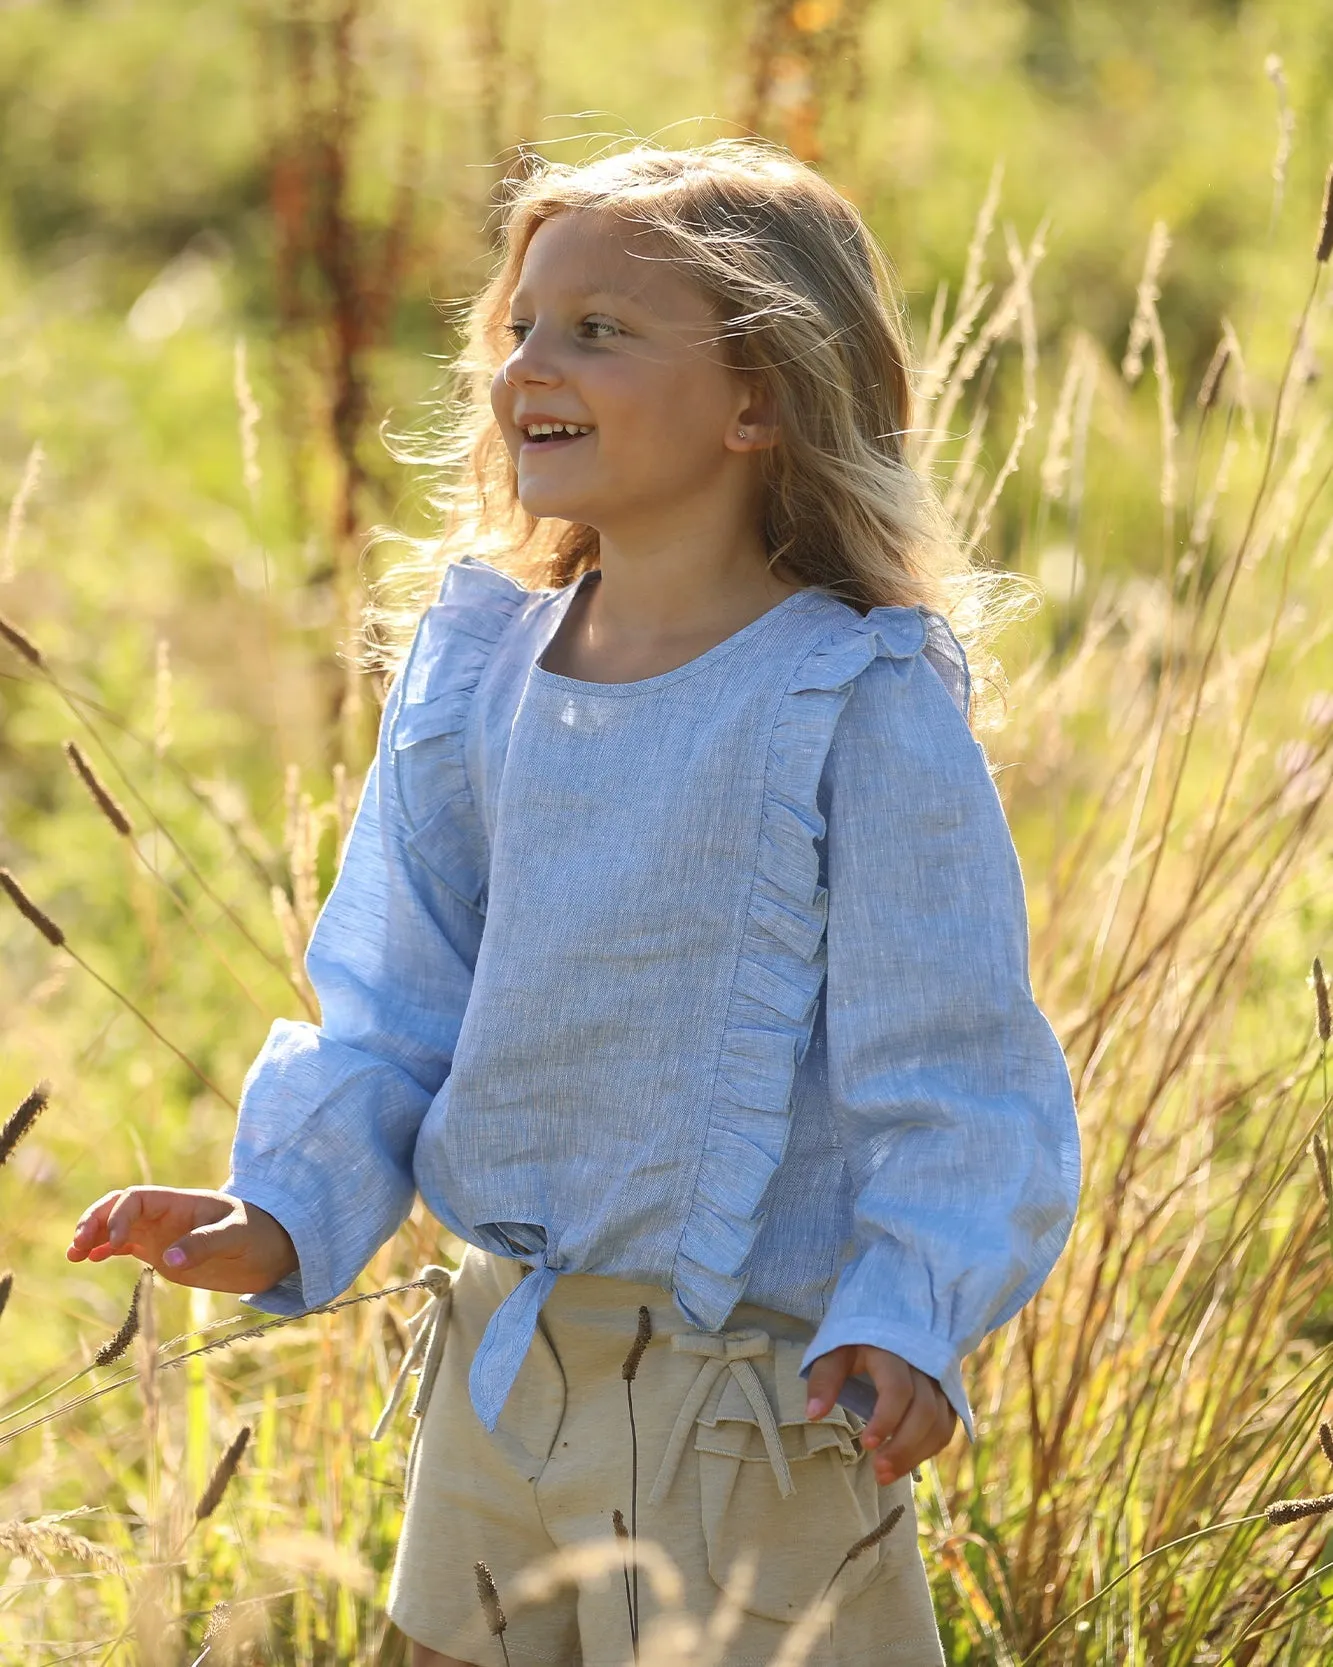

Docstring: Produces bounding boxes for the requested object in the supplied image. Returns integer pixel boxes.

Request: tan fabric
[384,1246,945,1667]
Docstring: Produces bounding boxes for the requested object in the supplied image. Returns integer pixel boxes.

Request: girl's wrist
[244,1200,300,1281]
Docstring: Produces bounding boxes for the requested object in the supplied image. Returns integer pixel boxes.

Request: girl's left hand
[804,1344,957,1485]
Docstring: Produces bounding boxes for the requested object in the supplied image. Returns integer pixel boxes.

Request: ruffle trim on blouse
[673,601,971,1331]
[387,556,528,910]
[920,609,972,721]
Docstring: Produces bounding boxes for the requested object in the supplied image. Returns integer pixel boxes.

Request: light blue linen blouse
[222,555,1080,1442]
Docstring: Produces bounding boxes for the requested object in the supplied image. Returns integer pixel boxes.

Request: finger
[105,1188,227,1254]
[88,1188,184,1264]
[859,1354,914,1449]
[872,1381,953,1483]
[72,1191,125,1234]
[88,1229,152,1264]
[104,1190,150,1252]
[67,1192,128,1258]
[805,1346,854,1419]
[71,1190,140,1242]
[161,1208,248,1276]
[83,1226,154,1263]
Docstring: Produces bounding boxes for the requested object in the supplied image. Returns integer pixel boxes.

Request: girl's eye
[501,317,619,345]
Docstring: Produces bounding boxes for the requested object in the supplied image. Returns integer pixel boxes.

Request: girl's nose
[503,331,560,390]
[504,356,556,390]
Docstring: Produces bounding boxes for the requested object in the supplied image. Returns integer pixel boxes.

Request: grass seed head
[0,1271,11,1324]
[0,1518,125,1576]
[1196,336,1231,413]
[1267,1492,1333,1524]
[474,1559,508,1636]
[1312,1133,1331,1204]
[1314,956,1331,1042]
[62,741,132,838]
[0,869,65,948]
[195,1426,252,1521]
[93,1267,150,1367]
[1320,1420,1333,1468]
[820,1500,908,1606]
[1,442,44,584]
[0,613,44,668]
[622,1304,653,1381]
[612,1507,630,1540]
[1317,163,1333,264]
[202,1599,232,1644]
[843,1501,906,1562]
[233,336,262,503]
[0,1080,51,1171]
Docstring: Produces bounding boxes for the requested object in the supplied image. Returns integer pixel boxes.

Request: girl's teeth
[526,423,592,438]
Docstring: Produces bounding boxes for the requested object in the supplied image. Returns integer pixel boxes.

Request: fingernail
[806,1397,823,1419]
[164,1248,186,1268]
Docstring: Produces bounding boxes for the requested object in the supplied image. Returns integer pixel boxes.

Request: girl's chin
[516,488,595,521]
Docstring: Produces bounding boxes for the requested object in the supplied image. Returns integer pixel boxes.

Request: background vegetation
[3,0,1333,1660]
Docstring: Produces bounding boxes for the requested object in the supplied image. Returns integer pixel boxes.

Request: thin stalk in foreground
[1016,1514,1269,1662]
[0,631,317,1017]
[0,868,234,1109]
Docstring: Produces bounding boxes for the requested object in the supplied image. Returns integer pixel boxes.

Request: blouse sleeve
[220,667,483,1315]
[797,642,1081,1441]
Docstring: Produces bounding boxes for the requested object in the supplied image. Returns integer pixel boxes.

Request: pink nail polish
[164,1248,185,1268]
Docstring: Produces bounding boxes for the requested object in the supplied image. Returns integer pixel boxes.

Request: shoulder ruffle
[673,602,971,1329]
[921,609,972,720]
[790,603,971,718]
[387,557,528,909]
[390,556,529,753]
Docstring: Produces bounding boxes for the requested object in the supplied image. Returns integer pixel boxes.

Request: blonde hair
[368,137,1031,731]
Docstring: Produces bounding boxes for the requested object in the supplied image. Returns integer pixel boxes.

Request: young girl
[68,140,1080,1666]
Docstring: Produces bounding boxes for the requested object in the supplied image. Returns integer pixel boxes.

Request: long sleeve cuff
[798,1313,974,1442]
[219,1175,333,1317]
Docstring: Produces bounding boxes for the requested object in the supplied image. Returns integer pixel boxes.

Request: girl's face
[490,210,761,535]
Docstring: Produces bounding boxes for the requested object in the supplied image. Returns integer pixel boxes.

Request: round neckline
[531,569,833,695]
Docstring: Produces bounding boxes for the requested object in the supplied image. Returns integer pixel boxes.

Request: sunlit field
[3,3,1333,1661]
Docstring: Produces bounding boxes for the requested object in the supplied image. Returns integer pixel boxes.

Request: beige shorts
[383,1246,944,1667]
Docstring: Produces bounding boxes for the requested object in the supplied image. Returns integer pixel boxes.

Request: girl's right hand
[66,1187,300,1295]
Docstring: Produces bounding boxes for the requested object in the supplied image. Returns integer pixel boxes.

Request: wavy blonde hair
[367,137,1032,731]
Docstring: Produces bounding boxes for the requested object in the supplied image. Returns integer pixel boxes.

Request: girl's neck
[589,521,802,633]
[544,543,805,685]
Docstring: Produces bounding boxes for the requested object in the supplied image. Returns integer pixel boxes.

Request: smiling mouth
[520,423,595,449]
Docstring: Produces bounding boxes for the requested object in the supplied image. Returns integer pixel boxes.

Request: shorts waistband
[372,1257,810,1501]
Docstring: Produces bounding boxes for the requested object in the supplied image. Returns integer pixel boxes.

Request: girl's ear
[725,377,781,453]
